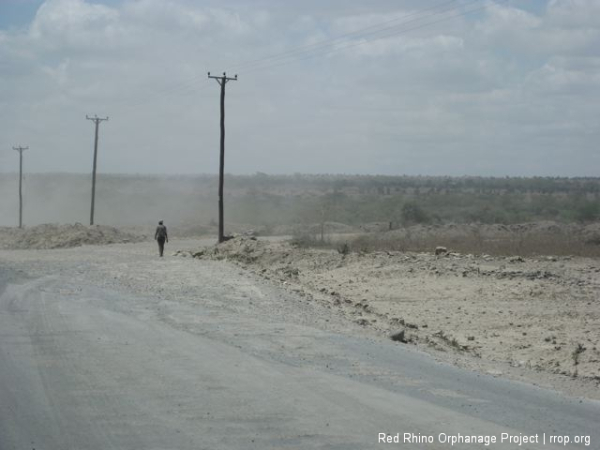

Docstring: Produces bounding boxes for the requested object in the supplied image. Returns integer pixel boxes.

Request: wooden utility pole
[12,145,28,229]
[86,115,108,225]
[208,72,237,243]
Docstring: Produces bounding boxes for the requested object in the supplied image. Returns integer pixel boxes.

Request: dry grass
[293,231,600,257]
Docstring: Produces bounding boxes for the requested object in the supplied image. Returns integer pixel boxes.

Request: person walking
[154,220,168,257]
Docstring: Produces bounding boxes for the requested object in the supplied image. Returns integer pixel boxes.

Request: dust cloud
[0,173,216,230]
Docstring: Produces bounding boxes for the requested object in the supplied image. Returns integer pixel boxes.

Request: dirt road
[0,241,598,449]
[191,236,600,398]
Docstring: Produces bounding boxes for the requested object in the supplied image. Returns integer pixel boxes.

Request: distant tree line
[225,189,599,228]
[1,173,598,228]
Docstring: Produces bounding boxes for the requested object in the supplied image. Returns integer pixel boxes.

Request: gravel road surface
[0,240,598,449]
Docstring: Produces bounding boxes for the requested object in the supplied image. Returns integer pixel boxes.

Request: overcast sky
[0,0,598,176]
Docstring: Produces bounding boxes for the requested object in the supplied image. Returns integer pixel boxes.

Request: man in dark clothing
[155,220,168,257]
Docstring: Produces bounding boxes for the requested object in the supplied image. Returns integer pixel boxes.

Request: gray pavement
[0,252,598,449]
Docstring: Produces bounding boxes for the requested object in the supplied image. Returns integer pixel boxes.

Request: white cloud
[0,0,599,176]
[29,0,119,48]
[477,1,600,57]
[41,57,70,85]
[546,0,600,29]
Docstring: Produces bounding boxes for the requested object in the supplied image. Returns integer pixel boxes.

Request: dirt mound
[0,223,146,250]
[186,236,272,264]
[181,236,600,384]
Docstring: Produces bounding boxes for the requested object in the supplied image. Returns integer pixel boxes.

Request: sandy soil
[1,221,598,399]
[183,236,600,397]
[0,223,146,249]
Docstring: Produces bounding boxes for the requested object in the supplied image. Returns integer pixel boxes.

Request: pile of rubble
[0,223,146,250]
[175,236,599,383]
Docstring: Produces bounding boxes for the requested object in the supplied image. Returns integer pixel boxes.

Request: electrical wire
[242,0,499,75]
[116,0,486,111]
[224,0,460,73]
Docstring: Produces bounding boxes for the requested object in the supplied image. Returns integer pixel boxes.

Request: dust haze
[1,1,599,446]
[1,172,599,254]
[0,173,215,231]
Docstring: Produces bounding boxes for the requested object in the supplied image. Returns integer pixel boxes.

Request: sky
[0,0,598,176]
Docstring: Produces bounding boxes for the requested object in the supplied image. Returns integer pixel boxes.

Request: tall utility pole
[86,115,109,226]
[208,72,237,243]
[12,145,28,229]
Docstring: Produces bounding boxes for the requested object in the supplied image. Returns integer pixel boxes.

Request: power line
[225,0,462,73]
[86,115,109,226]
[111,0,480,112]
[241,0,493,75]
[208,72,238,244]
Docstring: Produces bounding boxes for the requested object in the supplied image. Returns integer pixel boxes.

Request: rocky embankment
[0,223,146,250]
[176,236,600,385]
